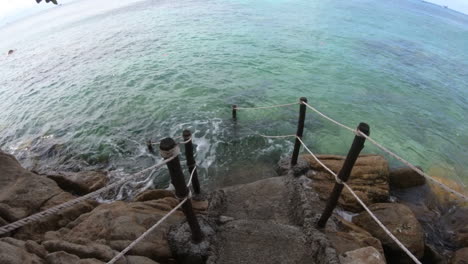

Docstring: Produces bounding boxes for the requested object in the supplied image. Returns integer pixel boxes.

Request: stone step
[213,219,315,264]
[221,176,293,225]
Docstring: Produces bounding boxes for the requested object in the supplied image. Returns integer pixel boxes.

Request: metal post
[232,105,237,120]
[316,123,370,228]
[183,130,201,195]
[147,140,155,154]
[291,97,308,166]
[159,138,203,243]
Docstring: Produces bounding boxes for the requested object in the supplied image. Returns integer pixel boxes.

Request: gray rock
[0,237,45,264]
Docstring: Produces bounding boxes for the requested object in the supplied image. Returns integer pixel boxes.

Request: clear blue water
[0,0,467,192]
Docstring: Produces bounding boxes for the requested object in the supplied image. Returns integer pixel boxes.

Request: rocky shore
[0,149,466,264]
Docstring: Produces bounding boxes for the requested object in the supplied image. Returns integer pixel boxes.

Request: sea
[0,0,467,198]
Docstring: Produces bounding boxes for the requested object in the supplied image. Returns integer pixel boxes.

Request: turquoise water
[0,0,467,192]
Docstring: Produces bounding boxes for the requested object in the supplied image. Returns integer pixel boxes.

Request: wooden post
[183,130,201,195]
[232,105,237,120]
[147,140,155,154]
[159,138,203,243]
[316,123,370,228]
[291,97,308,166]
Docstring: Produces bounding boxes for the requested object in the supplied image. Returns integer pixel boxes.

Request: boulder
[389,167,425,189]
[303,154,389,212]
[353,203,424,263]
[42,239,116,261]
[46,171,109,195]
[44,251,106,264]
[339,246,386,264]
[0,151,64,221]
[52,200,185,262]
[451,247,468,264]
[328,216,385,256]
[0,237,45,264]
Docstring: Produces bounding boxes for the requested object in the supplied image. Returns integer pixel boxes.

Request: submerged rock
[389,167,426,189]
[353,203,424,263]
[302,154,390,212]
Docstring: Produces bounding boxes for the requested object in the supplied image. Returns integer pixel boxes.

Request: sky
[0,0,467,25]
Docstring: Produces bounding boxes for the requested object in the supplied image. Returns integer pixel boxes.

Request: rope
[160,145,180,159]
[0,155,177,235]
[106,197,188,264]
[301,101,467,201]
[107,167,197,264]
[294,136,422,264]
[234,102,299,110]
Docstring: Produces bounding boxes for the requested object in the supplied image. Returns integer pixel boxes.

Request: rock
[0,237,45,264]
[339,246,386,264]
[8,49,14,55]
[353,203,424,263]
[126,255,160,264]
[0,151,64,221]
[303,154,390,212]
[134,189,175,202]
[45,251,106,264]
[439,207,468,248]
[0,150,97,241]
[328,216,385,256]
[389,167,425,189]
[192,200,209,211]
[45,251,81,263]
[14,191,97,242]
[54,200,185,262]
[46,171,109,195]
[42,239,116,261]
[451,247,468,264]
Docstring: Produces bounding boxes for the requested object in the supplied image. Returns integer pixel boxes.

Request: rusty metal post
[291,97,308,166]
[182,130,201,195]
[316,123,370,228]
[160,138,203,243]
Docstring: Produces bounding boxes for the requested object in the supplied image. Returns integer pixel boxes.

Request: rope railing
[107,166,197,264]
[233,100,467,201]
[300,101,467,201]
[259,133,421,263]
[0,155,178,236]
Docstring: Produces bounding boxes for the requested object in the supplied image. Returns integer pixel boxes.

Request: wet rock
[277,156,310,176]
[303,154,389,212]
[389,167,425,189]
[46,171,109,195]
[440,207,468,248]
[353,203,424,263]
[451,247,468,264]
[339,246,386,264]
[134,189,175,202]
[0,237,45,264]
